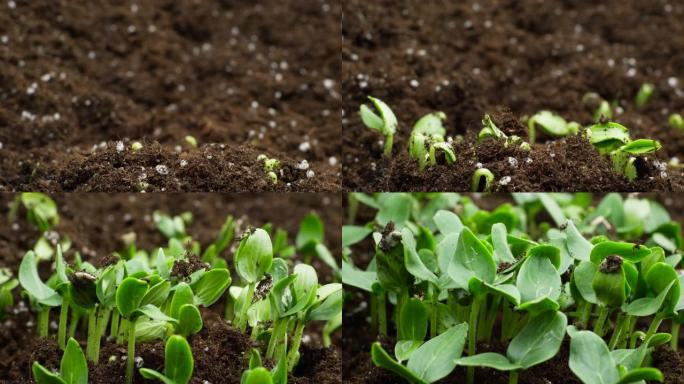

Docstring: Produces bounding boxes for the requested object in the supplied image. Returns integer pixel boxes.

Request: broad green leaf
[402,228,438,284]
[592,266,627,308]
[32,362,67,384]
[516,296,560,315]
[371,343,425,384]
[457,352,521,371]
[447,228,496,289]
[625,280,675,316]
[433,210,463,235]
[588,122,631,154]
[141,280,171,308]
[529,111,573,136]
[507,311,567,369]
[589,242,650,264]
[567,326,620,384]
[539,194,567,226]
[135,304,178,324]
[360,104,384,131]
[574,261,598,304]
[170,283,195,319]
[308,289,341,322]
[60,338,87,384]
[492,223,516,264]
[139,369,174,384]
[395,340,423,363]
[367,96,398,135]
[517,254,561,304]
[19,251,61,306]
[155,249,170,279]
[191,268,231,306]
[619,139,661,155]
[413,112,446,136]
[398,298,428,341]
[177,304,203,336]
[564,220,592,261]
[164,335,194,384]
[341,260,376,292]
[296,212,324,251]
[376,193,412,228]
[243,368,274,384]
[342,225,373,247]
[235,229,273,284]
[406,323,468,383]
[22,193,58,231]
[436,232,459,277]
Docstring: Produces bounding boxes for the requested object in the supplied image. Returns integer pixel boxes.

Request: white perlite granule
[155,165,169,175]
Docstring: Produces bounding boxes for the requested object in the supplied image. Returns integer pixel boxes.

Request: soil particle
[652,346,684,384]
[171,254,208,280]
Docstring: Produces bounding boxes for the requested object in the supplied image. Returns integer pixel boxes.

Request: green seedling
[582,92,613,122]
[0,268,18,320]
[635,83,655,109]
[371,323,469,384]
[131,141,143,151]
[669,113,684,131]
[240,348,287,384]
[478,114,522,148]
[296,212,340,274]
[184,135,198,148]
[32,338,87,384]
[360,96,398,156]
[139,335,194,384]
[17,192,59,232]
[234,228,273,331]
[587,121,631,155]
[610,139,662,181]
[527,111,579,145]
[408,112,455,170]
[457,311,567,384]
[567,326,663,384]
[19,250,62,337]
[471,168,494,192]
[257,155,281,184]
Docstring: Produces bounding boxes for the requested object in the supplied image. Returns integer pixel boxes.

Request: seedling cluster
[360,86,669,184]
[344,192,683,383]
[7,193,341,383]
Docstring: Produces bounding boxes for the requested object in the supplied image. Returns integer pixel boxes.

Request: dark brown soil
[342,0,684,191]
[0,0,341,192]
[0,193,341,383]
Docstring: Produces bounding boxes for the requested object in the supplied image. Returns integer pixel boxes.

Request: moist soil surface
[342,0,684,191]
[0,0,341,192]
[0,193,342,383]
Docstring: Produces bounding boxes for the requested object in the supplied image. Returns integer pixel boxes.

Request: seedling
[527,111,579,145]
[131,141,143,151]
[478,114,524,149]
[360,96,398,156]
[669,113,684,131]
[407,112,456,170]
[234,228,273,331]
[582,92,613,121]
[32,338,87,384]
[139,335,194,384]
[635,83,655,109]
[257,154,280,184]
[471,168,494,192]
[184,135,198,148]
[241,348,287,384]
[0,269,17,320]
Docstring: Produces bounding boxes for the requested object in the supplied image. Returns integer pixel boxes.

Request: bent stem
[467,296,483,384]
[126,319,136,384]
[287,319,306,371]
[644,312,666,342]
[383,134,394,157]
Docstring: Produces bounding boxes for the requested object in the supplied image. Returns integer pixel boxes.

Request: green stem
[68,312,79,339]
[608,313,625,350]
[117,318,128,344]
[467,296,483,384]
[236,282,256,331]
[370,294,378,333]
[501,304,512,342]
[510,370,519,384]
[110,311,120,340]
[482,296,501,342]
[93,307,108,364]
[126,319,136,384]
[58,301,69,350]
[287,319,306,371]
[86,307,97,362]
[267,318,284,359]
[579,301,593,329]
[617,315,634,349]
[644,312,666,342]
[593,306,611,337]
[427,284,437,338]
[671,322,680,351]
[224,292,235,321]
[377,292,387,337]
[346,194,359,225]
[38,307,50,338]
[428,145,436,166]
[383,134,394,156]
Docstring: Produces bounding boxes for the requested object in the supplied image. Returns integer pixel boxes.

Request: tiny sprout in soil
[343,192,684,383]
[4,193,341,383]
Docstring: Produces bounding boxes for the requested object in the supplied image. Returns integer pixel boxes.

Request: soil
[0,0,341,192]
[342,0,684,191]
[0,193,342,383]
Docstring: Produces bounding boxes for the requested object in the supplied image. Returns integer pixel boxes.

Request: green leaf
[191,268,231,307]
[589,241,650,264]
[492,223,516,264]
[141,280,171,308]
[360,104,384,131]
[243,368,274,384]
[413,112,446,136]
[281,264,318,317]
[32,362,67,384]
[135,304,178,324]
[376,193,412,228]
[625,280,675,316]
[402,228,438,284]
[617,368,663,384]
[371,343,425,384]
[447,227,496,290]
[367,96,398,135]
[308,288,342,322]
[528,111,574,136]
[341,260,376,292]
[406,323,469,383]
[235,228,273,284]
[21,193,58,231]
[539,194,568,227]
[398,298,428,341]
[574,261,598,304]
[116,277,148,318]
[315,244,340,273]
[620,139,662,155]
[507,311,567,369]
[433,210,463,236]
[139,368,174,384]
[60,338,87,384]
[592,266,627,308]
[342,225,373,247]
[588,122,631,154]
[567,326,620,384]
[19,251,61,306]
[177,304,203,337]
[296,212,324,251]
[170,283,195,319]
[457,352,521,371]
[563,220,592,261]
[517,253,561,304]
[395,340,423,363]
[164,335,194,384]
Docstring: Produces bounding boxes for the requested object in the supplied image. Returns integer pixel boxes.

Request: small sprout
[140,335,194,384]
[471,168,494,192]
[32,338,87,384]
[635,83,655,108]
[478,114,506,142]
[184,135,198,148]
[360,96,398,156]
[267,171,278,185]
[131,141,143,151]
[610,139,662,181]
[586,121,631,155]
[257,155,281,184]
[527,111,579,144]
[668,113,684,130]
[519,141,531,152]
[408,112,454,170]
[595,100,613,121]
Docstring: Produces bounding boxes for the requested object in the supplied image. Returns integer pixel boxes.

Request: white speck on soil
[180,159,188,168]
[155,165,169,175]
[306,169,315,178]
[499,176,512,185]
[299,141,311,152]
[475,162,483,169]
[328,156,338,166]
[668,77,679,87]
[410,79,420,88]
[296,160,309,170]
[507,157,518,168]
[134,356,144,368]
